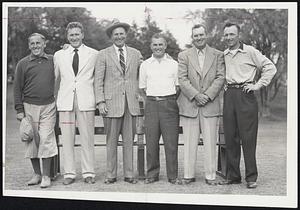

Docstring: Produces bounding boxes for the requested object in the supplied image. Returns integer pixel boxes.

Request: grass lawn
[4,84,287,197]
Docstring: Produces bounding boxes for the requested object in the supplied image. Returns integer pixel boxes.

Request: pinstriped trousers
[104,96,136,179]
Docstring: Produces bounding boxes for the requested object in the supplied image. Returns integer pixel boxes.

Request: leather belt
[227,82,253,89]
[147,94,176,101]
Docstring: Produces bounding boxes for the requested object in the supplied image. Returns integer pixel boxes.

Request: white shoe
[27,174,42,186]
[40,176,51,188]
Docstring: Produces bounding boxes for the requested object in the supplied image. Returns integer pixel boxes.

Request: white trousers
[59,94,95,179]
[180,109,219,180]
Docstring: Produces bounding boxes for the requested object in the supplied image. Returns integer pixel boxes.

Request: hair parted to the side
[66,22,84,33]
[223,22,241,33]
[151,33,167,44]
[28,33,46,43]
[191,24,208,35]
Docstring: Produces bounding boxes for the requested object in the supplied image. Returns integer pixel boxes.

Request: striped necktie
[119,48,126,74]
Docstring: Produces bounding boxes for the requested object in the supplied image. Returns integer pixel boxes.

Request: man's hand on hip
[243,83,262,93]
[17,112,25,121]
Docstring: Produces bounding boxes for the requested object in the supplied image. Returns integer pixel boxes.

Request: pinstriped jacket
[94,45,143,117]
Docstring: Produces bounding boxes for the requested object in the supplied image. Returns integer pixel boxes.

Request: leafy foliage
[7,7,181,75]
[185,8,288,116]
[126,10,180,60]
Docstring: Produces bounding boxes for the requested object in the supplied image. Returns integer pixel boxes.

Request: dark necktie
[119,48,126,74]
[72,48,79,76]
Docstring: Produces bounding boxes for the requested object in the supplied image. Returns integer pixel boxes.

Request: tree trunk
[259,86,271,117]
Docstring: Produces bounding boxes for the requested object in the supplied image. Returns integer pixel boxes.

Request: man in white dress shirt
[139,33,181,185]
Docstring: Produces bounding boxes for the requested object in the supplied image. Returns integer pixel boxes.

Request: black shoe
[84,177,95,184]
[219,179,241,185]
[247,182,257,189]
[144,177,159,184]
[205,179,218,185]
[104,178,117,184]
[124,177,138,184]
[63,178,75,185]
[182,178,196,185]
[168,178,182,185]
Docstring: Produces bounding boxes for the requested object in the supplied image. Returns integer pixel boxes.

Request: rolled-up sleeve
[139,62,147,89]
[250,48,277,87]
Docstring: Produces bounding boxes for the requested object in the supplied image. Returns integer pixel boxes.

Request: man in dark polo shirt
[14,33,57,188]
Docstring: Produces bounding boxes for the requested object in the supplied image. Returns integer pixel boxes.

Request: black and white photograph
[2,2,297,208]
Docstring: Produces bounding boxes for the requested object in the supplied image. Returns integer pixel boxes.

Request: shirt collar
[196,45,207,55]
[224,42,245,55]
[70,44,84,53]
[149,53,170,63]
[113,44,126,53]
[29,52,49,61]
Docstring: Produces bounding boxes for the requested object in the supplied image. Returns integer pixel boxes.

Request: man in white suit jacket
[54,22,98,185]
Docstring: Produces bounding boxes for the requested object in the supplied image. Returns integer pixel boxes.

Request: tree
[7,6,181,77]
[184,8,288,117]
[7,7,110,76]
[126,7,181,60]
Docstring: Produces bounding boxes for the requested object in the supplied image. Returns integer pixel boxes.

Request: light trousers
[23,102,57,159]
[59,94,95,179]
[181,109,219,180]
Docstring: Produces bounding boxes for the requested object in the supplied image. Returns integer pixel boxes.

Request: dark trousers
[144,97,179,180]
[223,88,258,182]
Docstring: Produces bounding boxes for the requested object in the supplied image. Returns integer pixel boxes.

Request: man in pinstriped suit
[94,20,143,184]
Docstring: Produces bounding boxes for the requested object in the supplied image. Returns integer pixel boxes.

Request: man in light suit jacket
[177,24,225,185]
[54,22,98,185]
[94,20,143,184]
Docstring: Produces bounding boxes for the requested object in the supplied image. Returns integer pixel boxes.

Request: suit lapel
[65,48,75,77]
[77,45,91,75]
[108,46,123,73]
[189,47,202,75]
[125,46,132,73]
[202,45,215,79]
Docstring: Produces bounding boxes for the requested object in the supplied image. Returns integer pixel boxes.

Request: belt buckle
[155,96,161,101]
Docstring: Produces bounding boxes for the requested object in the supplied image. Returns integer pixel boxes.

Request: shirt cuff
[15,105,24,114]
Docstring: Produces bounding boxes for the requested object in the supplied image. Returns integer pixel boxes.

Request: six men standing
[13,20,277,189]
